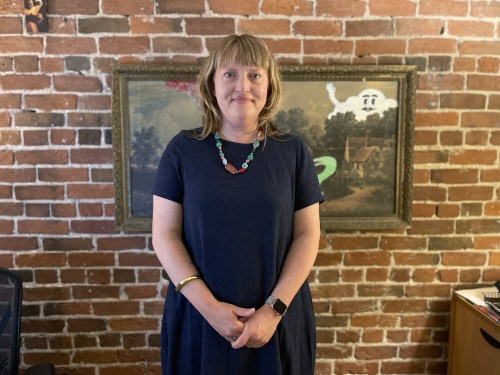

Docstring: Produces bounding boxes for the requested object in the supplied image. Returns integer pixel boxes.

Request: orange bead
[225,163,237,174]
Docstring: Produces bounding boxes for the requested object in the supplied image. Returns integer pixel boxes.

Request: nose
[235,75,250,92]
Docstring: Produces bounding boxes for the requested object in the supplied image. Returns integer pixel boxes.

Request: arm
[152,195,254,342]
[233,202,321,349]
[24,3,42,16]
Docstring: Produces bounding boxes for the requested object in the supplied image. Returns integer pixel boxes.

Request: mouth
[232,96,252,103]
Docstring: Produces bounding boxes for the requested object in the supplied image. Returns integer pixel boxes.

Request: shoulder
[160,128,206,165]
[271,131,300,144]
[264,133,314,170]
[174,127,203,141]
[167,128,205,148]
[273,132,309,153]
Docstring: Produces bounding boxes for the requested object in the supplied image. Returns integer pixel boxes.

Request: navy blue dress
[153,129,324,375]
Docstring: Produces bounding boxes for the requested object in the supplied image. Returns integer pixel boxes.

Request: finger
[226,323,245,343]
[233,307,255,319]
[231,318,247,337]
[227,335,238,343]
[231,329,250,349]
[246,339,265,349]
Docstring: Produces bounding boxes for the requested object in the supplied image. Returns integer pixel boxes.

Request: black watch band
[265,296,288,316]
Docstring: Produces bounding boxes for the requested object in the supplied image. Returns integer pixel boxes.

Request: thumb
[232,326,250,350]
[233,306,255,318]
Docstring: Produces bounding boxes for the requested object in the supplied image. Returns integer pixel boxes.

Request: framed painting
[112,64,416,232]
[24,0,48,33]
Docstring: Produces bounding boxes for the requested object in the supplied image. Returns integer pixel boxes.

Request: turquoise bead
[214,128,263,175]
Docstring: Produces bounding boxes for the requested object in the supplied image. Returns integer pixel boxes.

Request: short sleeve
[294,137,324,211]
[152,132,185,204]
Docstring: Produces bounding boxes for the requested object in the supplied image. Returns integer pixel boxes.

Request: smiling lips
[232,96,252,103]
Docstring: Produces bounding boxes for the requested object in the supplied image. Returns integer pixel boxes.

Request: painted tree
[131,126,162,169]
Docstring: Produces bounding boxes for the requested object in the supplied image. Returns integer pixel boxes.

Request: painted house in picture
[342,132,386,181]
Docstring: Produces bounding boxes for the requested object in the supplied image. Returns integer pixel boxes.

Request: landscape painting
[112,64,416,231]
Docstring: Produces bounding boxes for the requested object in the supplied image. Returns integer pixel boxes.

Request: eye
[223,71,234,78]
[249,73,261,80]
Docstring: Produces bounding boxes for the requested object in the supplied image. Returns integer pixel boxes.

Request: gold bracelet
[175,275,200,292]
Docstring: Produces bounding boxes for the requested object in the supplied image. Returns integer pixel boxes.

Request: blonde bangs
[215,36,270,71]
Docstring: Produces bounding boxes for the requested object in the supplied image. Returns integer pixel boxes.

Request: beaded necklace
[215,127,263,174]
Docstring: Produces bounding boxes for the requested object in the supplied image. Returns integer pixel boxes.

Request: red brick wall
[1,1,499,374]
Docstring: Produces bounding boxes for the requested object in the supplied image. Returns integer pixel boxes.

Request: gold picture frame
[112,64,417,232]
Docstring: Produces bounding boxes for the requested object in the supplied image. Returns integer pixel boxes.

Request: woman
[152,34,323,375]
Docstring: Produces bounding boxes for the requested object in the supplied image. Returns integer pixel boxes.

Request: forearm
[152,195,252,340]
[233,204,320,349]
[270,234,319,305]
[153,233,253,340]
[152,233,218,314]
[152,195,217,312]
[270,204,320,306]
[152,233,197,286]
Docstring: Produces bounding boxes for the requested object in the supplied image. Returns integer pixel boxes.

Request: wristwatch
[265,296,288,316]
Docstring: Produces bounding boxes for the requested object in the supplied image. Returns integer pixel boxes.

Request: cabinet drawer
[448,296,500,375]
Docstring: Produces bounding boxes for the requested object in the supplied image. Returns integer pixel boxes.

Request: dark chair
[0,268,55,375]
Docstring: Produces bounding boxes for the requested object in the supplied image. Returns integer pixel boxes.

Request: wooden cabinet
[447,290,500,375]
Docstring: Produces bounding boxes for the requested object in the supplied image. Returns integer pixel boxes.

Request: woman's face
[213,63,269,129]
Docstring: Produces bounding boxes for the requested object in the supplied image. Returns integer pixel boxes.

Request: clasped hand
[205,302,282,349]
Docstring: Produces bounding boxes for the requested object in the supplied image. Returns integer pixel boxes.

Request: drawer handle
[480,328,500,349]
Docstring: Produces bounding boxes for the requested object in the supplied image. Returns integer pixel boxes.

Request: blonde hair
[196,34,282,139]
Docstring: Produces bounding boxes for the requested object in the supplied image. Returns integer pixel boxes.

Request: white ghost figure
[326,83,398,121]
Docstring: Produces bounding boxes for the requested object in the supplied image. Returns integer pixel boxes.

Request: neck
[219,123,260,144]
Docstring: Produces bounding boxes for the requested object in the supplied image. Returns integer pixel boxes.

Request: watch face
[273,298,288,315]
